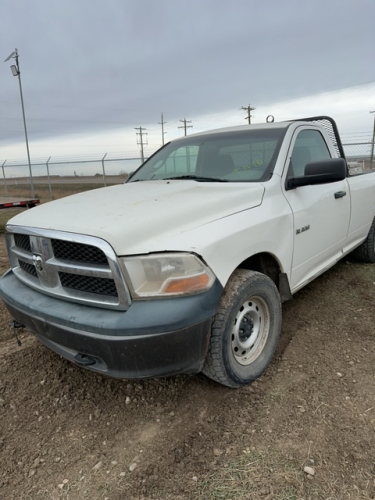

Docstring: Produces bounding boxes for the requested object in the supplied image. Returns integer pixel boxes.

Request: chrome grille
[51,239,108,265]
[19,259,38,278]
[6,226,130,310]
[59,272,118,296]
[14,233,31,252]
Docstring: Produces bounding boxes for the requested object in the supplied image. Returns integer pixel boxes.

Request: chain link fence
[1,140,374,200]
[343,141,374,171]
[0,153,146,199]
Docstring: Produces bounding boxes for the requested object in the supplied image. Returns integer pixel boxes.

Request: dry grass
[197,450,302,500]
[3,183,101,202]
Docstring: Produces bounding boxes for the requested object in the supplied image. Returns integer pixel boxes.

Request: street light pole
[4,49,34,197]
[370,111,375,169]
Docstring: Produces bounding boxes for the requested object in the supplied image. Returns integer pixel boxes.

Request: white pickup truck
[1,116,374,387]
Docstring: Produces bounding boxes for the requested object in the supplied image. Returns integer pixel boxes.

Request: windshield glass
[129,128,286,183]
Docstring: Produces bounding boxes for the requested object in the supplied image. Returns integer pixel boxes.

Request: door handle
[334,191,346,199]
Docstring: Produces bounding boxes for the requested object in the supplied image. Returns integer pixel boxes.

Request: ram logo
[32,254,44,273]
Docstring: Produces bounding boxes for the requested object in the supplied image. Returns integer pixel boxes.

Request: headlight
[122,253,215,298]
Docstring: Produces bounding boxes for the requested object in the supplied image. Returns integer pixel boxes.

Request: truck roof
[176,121,290,140]
[172,115,345,160]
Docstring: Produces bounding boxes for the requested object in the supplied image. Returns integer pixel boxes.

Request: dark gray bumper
[0,270,223,378]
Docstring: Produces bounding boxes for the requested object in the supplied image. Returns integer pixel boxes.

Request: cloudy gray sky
[1,0,375,160]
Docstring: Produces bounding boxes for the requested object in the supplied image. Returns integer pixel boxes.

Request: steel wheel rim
[231,296,270,366]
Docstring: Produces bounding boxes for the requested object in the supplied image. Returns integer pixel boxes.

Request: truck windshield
[129,128,286,183]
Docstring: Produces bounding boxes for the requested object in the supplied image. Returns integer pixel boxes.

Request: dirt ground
[0,234,374,500]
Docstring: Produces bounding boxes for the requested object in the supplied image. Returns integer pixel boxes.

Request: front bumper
[0,270,223,379]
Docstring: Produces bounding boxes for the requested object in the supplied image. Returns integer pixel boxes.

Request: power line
[341,131,373,135]
[342,134,372,140]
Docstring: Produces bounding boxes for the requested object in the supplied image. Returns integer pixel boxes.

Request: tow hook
[9,320,24,346]
[74,353,97,366]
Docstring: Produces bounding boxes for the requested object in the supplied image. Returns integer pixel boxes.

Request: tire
[202,269,282,388]
[351,217,375,263]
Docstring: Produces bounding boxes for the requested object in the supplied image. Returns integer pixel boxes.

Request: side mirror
[286,158,347,190]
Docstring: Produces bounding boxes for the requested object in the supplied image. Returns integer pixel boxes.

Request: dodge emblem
[32,254,44,273]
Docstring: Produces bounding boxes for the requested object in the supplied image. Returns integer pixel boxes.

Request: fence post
[370,111,375,169]
[1,160,8,195]
[46,156,53,200]
[102,153,107,187]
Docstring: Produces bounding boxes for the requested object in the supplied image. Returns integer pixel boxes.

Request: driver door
[283,128,350,291]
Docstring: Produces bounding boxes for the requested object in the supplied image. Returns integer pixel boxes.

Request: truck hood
[8,180,264,255]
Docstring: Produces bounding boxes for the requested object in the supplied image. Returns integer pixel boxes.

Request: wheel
[203,269,282,388]
[351,217,375,263]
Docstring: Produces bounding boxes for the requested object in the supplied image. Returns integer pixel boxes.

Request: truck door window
[288,129,331,178]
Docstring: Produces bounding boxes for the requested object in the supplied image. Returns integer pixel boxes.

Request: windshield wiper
[164,175,228,182]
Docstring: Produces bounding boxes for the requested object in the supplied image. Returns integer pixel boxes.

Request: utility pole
[178,118,193,136]
[158,112,167,145]
[4,48,34,197]
[370,111,375,168]
[135,127,148,163]
[240,104,256,124]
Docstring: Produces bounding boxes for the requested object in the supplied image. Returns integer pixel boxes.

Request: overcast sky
[1,0,375,161]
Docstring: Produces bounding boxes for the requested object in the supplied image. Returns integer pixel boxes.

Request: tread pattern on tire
[202,269,280,388]
[351,217,375,263]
